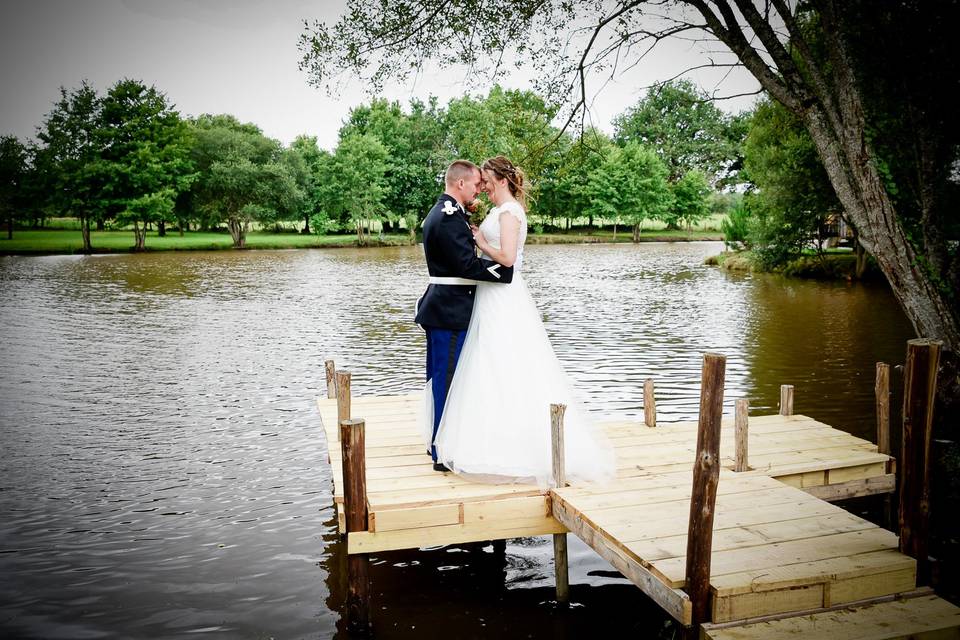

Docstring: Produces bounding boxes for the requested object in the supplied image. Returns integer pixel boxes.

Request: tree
[183,115,301,248]
[340,97,447,234]
[670,170,712,230]
[534,127,615,230]
[742,98,843,270]
[0,136,29,239]
[329,132,389,245]
[98,79,195,251]
[35,81,106,253]
[287,135,324,233]
[584,142,673,242]
[299,0,960,409]
[614,80,744,185]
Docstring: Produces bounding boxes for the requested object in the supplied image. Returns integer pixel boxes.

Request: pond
[0,242,914,638]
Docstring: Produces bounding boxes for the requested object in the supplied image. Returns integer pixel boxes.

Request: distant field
[1,214,728,255]
[0,230,414,254]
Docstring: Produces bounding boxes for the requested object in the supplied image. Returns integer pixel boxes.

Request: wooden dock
[318,377,959,636]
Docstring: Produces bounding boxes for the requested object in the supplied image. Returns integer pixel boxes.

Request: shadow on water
[0,244,915,638]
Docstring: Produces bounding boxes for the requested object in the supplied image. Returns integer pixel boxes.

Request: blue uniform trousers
[425,327,467,462]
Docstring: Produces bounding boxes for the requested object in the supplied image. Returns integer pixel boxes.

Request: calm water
[0,243,914,638]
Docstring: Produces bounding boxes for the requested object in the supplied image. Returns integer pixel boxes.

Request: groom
[416,160,513,471]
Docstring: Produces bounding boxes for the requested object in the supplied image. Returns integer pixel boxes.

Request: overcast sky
[1,0,761,151]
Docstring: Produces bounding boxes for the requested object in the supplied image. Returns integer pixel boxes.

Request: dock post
[899,339,942,584]
[340,417,371,634]
[876,362,893,528]
[550,403,570,605]
[335,371,351,443]
[644,379,657,428]
[779,384,794,416]
[734,399,749,472]
[685,353,726,637]
[875,362,891,456]
[325,359,336,399]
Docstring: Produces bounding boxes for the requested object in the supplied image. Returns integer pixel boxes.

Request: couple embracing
[416,156,614,487]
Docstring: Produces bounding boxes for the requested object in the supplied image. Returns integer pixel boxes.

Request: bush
[721,199,751,250]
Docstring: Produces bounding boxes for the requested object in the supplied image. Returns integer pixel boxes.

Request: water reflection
[0,244,914,638]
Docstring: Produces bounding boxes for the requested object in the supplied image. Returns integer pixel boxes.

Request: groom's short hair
[445,160,479,185]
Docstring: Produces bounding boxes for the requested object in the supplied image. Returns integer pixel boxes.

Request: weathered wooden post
[340,417,371,633]
[644,379,657,428]
[685,353,726,638]
[779,384,794,416]
[325,359,337,399]
[335,371,351,443]
[734,399,749,472]
[876,362,893,528]
[550,403,570,605]
[875,362,891,456]
[898,339,942,584]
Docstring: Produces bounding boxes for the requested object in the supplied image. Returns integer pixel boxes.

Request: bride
[431,155,615,487]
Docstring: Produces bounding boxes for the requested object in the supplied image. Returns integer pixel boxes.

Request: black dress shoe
[433,462,450,472]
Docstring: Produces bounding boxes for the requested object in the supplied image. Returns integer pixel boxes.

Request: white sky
[0,0,761,151]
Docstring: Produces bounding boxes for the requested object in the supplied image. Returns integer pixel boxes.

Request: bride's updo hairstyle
[482,156,527,207]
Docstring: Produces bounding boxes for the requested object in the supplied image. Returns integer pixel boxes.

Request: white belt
[429,276,479,285]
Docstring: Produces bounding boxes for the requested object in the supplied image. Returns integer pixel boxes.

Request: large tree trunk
[801,105,958,351]
[157,220,166,237]
[692,0,959,360]
[7,214,12,239]
[303,214,310,235]
[632,223,641,243]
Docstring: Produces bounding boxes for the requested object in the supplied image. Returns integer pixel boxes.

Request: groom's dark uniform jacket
[415,194,513,329]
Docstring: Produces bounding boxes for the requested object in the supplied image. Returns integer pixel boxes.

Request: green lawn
[1,224,726,255]
[0,230,415,254]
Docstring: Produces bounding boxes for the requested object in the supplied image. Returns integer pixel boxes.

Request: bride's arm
[473,213,520,267]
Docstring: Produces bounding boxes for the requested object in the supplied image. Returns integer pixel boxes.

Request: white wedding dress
[424,200,615,487]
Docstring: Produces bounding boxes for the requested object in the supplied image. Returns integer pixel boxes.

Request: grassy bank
[706,250,880,280]
[0,230,416,255]
[1,227,724,255]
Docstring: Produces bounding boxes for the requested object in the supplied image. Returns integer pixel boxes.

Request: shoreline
[0,230,725,256]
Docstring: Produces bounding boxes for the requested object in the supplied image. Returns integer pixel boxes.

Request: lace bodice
[479,200,527,272]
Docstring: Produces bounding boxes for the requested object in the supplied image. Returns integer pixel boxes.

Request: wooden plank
[712,582,825,623]
[462,495,551,523]
[347,514,565,554]
[710,549,915,596]
[552,492,693,625]
[702,594,960,640]
[654,528,900,586]
[825,564,917,606]
[368,484,544,510]
[711,566,917,623]
[369,503,461,532]
[803,475,896,501]
[626,512,877,563]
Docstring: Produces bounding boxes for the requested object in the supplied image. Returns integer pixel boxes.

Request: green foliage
[98,79,196,250]
[0,136,29,237]
[613,80,746,186]
[339,97,446,230]
[535,128,615,228]
[182,114,304,247]
[34,81,107,251]
[329,132,389,245]
[584,142,673,241]
[721,198,751,250]
[669,170,711,229]
[742,99,840,267]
